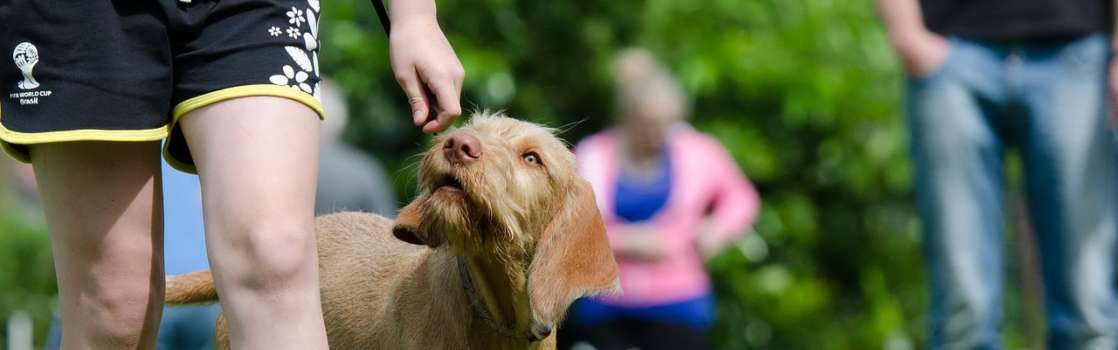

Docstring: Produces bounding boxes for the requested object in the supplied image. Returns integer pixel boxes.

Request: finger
[423,78,463,133]
[394,67,429,126]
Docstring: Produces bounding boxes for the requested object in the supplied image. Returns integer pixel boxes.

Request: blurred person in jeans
[874,0,1118,348]
[47,160,219,350]
[315,78,397,217]
[560,48,760,350]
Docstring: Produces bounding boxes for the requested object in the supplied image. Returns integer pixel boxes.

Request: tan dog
[165,113,620,349]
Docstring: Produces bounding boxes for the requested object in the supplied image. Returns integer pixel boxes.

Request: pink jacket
[575,125,761,306]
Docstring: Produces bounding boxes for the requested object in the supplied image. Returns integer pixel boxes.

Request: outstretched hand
[389,18,465,133]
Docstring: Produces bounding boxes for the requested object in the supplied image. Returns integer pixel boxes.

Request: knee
[219,220,318,291]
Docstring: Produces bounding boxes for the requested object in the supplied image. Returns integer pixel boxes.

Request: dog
[165,113,620,349]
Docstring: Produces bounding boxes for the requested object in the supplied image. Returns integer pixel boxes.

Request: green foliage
[0,216,56,348]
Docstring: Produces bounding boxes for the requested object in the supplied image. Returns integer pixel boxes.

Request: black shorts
[0,0,324,172]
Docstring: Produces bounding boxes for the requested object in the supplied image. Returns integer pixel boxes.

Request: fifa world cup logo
[13,42,40,90]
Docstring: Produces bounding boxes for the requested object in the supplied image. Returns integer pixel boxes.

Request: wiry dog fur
[165,113,620,349]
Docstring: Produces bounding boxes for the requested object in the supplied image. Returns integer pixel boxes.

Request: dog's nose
[443,133,482,163]
[528,322,553,342]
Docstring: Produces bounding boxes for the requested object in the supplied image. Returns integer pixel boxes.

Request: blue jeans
[907,34,1118,350]
[45,305,221,350]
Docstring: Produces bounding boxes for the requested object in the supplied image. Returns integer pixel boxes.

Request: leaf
[285,46,313,72]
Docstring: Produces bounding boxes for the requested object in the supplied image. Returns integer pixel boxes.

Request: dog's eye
[522,152,541,166]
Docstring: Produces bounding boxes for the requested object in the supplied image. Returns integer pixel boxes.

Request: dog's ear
[392,195,444,247]
[527,179,619,329]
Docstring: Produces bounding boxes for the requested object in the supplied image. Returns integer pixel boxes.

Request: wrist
[888,26,932,51]
[391,16,440,33]
[388,0,438,27]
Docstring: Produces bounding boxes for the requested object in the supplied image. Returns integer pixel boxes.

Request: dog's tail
[165,270,219,305]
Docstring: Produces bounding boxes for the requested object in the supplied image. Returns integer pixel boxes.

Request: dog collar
[457,258,536,341]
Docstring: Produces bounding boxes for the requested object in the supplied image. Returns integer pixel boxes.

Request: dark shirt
[920,0,1112,40]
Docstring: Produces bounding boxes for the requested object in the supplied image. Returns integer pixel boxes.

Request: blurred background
[0,0,1053,348]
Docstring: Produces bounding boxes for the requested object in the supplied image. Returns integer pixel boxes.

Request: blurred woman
[562,49,760,350]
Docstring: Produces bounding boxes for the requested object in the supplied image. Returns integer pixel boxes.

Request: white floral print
[303,6,318,51]
[286,7,305,26]
[270,0,321,100]
[269,65,313,93]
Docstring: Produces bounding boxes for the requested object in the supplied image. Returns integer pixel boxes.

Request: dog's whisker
[555,118,586,135]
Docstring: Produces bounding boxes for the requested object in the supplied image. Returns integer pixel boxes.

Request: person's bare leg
[180,96,327,349]
[31,141,164,349]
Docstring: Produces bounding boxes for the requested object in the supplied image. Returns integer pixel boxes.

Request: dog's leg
[215,313,230,350]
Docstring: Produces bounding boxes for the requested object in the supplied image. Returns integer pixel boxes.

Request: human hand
[615,226,666,262]
[389,18,464,133]
[892,29,950,78]
[695,231,721,261]
[694,219,731,261]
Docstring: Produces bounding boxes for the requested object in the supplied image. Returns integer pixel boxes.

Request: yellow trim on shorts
[163,84,325,174]
[0,125,170,144]
[0,103,170,162]
[0,84,323,168]
[172,84,325,120]
[161,144,197,174]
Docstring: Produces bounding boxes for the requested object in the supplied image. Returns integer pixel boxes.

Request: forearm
[704,181,759,247]
[873,0,930,48]
[389,0,438,25]
[702,145,761,246]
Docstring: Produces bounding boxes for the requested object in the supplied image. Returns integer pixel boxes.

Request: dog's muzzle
[527,322,552,342]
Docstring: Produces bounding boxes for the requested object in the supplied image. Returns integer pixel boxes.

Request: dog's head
[393,112,619,333]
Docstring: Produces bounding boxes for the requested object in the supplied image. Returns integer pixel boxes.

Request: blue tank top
[614,148,672,222]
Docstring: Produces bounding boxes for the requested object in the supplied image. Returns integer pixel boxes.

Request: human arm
[611,223,669,262]
[873,0,950,77]
[694,145,760,260]
[387,0,464,133]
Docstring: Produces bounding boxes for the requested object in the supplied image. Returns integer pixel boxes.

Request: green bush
[0,216,56,348]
